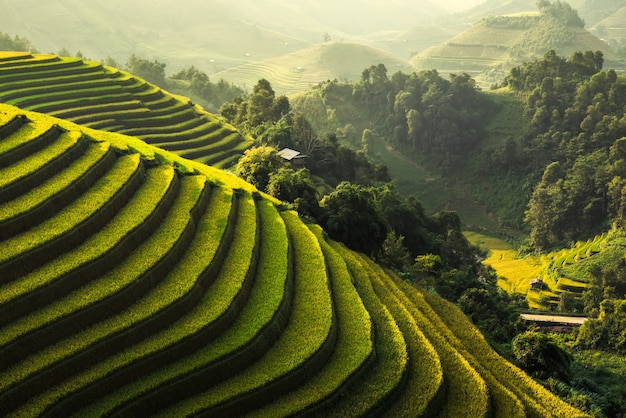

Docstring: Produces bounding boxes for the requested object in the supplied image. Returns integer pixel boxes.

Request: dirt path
[521,313,588,325]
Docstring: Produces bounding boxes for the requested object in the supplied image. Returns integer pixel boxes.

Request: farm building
[279,147,307,168]
[530,278,544,290]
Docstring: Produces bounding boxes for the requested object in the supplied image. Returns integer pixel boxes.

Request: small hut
[278,148,307,169]
[530,278,544,290]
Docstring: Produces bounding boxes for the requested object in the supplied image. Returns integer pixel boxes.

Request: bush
[513,330,572,382]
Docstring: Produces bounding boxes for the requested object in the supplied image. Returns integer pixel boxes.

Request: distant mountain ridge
[0,0,621,93]
[210,42,410,95]
[411,2,619,87]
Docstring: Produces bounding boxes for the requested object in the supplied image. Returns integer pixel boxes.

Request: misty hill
[0,0,312,73]
[410,1,618,87]
[578,0,626,27]
[453,0,577,21]
[374,0,546,63]
[0,0,465,98]
[589,5,626,42]
[210,42,410,95]
[3,0,619,96]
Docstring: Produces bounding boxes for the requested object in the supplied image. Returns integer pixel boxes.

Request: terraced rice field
[0,52,252,168]
[0,96,589,415]
[466,231,599,310]
[210,61,312,96]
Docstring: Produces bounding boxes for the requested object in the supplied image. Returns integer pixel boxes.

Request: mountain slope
[0,101,588,415]
[0,0,312,73]
[410,4,618,86]
[0,52,252,168]
[211,42,410,95]
[590,6,626,41]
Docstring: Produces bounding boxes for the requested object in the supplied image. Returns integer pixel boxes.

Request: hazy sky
[443,0,487,12]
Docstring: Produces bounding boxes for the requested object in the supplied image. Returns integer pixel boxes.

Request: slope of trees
[171,66,245,113]
[344,65,494,175]
[0,32,36,52]
[125,54,167,86]
[298,50,625,252]
[502,50,626,250]
[222,79,390,187]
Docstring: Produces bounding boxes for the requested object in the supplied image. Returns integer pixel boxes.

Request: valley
[1,0,626,415]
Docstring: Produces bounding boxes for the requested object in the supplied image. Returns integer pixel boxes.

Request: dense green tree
[341,123,359,144]
[0,32,36,52]
[360,128,374,149]
[171,66,244,111]
[257,118,294,150]
[126,54,167,86]
[458,285,527,343]
[267,167,320,217]
[102,56,121,68]
[356,64,392,115]
[235,146,285,191]
[607,176,626,225]
[526,162,569,250]
[292,113,322,155]
[513,330,572,381]
[220,79,290,135]
[575,298,626,354]
[431,211,477,268]
[378,231,412,271]
[406,108,421,151]
[319,182,388,255]
[374,185,433,257]
[412,253,442,290]
[558,291,578,313]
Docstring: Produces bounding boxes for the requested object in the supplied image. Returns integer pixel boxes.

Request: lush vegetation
[222,78,390,186]
[3,8,626,413]
[501,50,626,251]
[0,32,36,52]
[0,77,588,416]
[0,53,252,168]
[170,66,246,113]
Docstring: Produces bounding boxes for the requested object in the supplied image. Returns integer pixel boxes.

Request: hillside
[590,6,626,41]
[0,0,516,96]
[410,3,619,87]
[0,52,252,168]
[224,0,447,41]
[0,69,589,415]
[0,0,312,73]
[579,0,626,27]
[211,42,410,96]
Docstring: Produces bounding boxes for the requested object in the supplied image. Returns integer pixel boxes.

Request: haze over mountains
[0,0,622,93]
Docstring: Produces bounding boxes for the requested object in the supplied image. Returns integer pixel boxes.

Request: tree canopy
[235,146,286,191]
[126,54,167,86]
[0,32,36,52]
